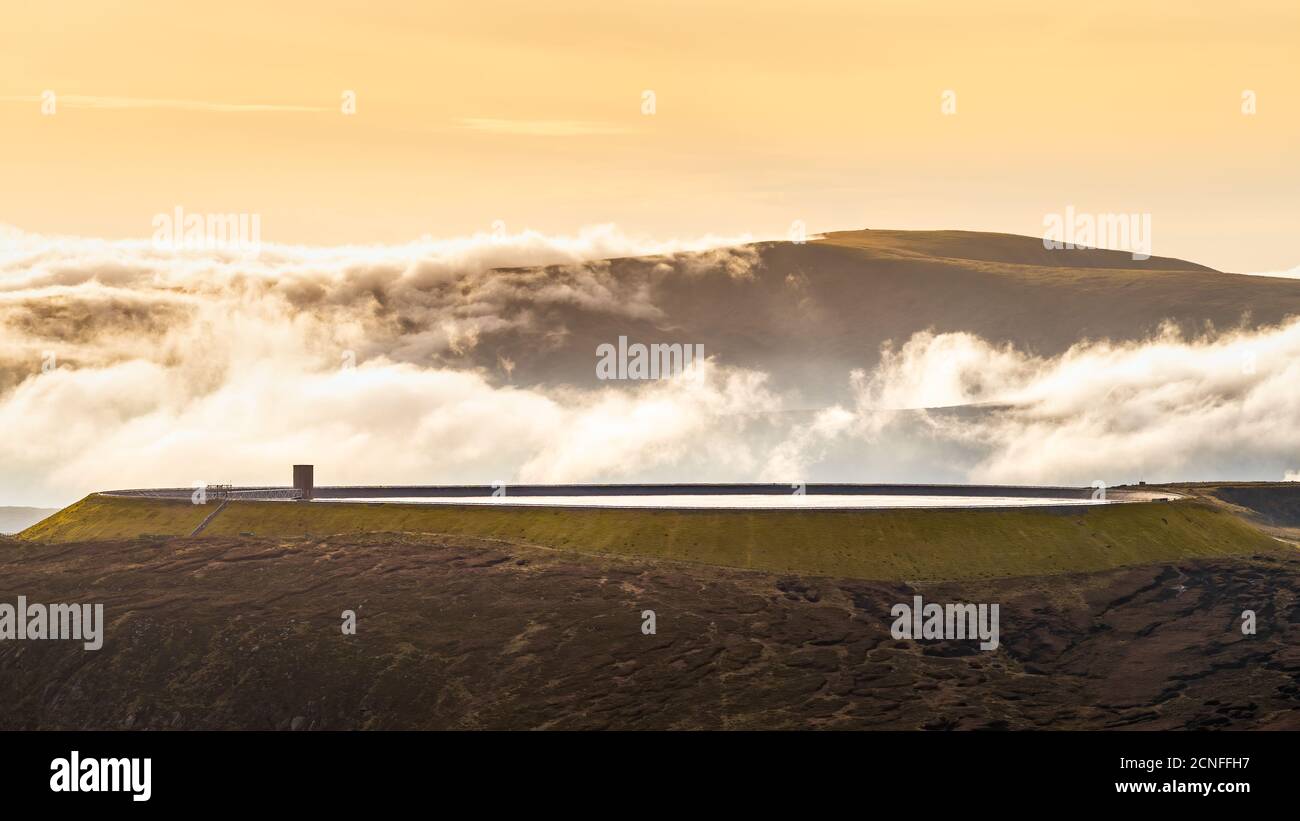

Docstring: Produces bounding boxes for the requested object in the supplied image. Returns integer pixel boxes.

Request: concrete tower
[293,464,314,501]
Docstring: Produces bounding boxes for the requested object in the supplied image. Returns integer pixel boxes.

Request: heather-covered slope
[1,531,1295,730]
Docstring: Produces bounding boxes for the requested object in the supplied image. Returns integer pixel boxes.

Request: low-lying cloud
[809,322,1300,487]
[2,225,1299,506]
[0,225,774,504]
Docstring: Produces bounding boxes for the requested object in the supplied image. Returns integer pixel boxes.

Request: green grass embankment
[16,493,1286,581]
[17,495,212,543]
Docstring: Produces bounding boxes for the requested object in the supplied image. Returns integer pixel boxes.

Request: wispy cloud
[456,118,632,137]
[0,94,329,113]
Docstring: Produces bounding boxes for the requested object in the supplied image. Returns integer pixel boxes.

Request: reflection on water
[320,495,1117,510]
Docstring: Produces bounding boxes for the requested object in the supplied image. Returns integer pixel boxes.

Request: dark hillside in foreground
[0,531,1295,730]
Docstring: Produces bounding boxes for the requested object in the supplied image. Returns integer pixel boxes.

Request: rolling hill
[453,229,1300,401]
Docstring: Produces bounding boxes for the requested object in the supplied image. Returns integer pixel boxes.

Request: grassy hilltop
[18,492,1283,581]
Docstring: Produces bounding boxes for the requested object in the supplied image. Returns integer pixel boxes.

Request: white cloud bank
[2,225,1299,506]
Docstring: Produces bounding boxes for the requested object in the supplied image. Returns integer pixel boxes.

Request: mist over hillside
[0,507,57,534]
[4,226,1300,505]
[468,229,1300,400]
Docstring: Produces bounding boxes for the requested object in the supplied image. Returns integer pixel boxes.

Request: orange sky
[2,0,1297,272]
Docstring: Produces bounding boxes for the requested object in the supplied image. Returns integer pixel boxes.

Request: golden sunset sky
[2,0,1297,271]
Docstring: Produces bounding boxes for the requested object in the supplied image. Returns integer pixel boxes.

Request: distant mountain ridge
[0,507,58,535]
[456,229,1300,401]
